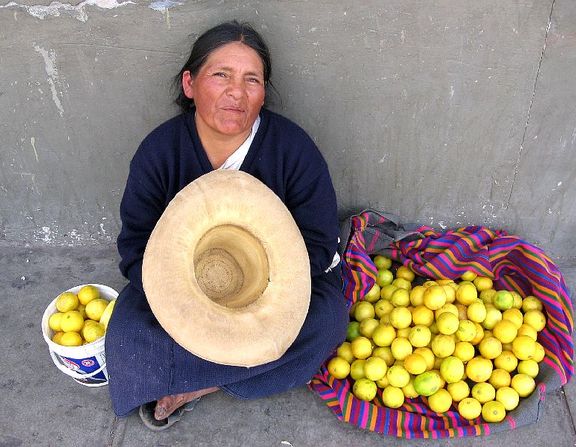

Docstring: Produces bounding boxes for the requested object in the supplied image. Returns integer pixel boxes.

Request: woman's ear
[182,70,194,99]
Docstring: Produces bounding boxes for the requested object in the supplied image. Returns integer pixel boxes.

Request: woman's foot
[154,387,219,421]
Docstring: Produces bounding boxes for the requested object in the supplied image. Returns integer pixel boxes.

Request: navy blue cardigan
[117,108,340,291]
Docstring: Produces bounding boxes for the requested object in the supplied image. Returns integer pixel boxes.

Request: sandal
[139,397,201,431]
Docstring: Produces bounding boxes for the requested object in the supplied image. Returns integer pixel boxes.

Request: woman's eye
[213,72,227,78]
[247,77,261,84]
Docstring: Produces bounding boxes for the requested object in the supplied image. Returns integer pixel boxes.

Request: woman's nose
[226,78,245,99]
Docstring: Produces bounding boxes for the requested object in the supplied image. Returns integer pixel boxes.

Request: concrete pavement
[1,245,575,446]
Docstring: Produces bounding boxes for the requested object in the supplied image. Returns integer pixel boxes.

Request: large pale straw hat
[142,170,311,367]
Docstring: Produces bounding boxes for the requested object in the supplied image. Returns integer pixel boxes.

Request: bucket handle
[49,350,107,381]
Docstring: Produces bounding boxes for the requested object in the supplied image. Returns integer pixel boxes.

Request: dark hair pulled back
[174,20,272,113]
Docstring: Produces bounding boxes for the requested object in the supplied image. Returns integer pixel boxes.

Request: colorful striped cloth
[309,210,574,438]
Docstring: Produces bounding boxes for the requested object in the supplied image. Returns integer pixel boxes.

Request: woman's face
[182,42,266,140]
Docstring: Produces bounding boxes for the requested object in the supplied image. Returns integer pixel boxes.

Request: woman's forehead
[202,42,264,73]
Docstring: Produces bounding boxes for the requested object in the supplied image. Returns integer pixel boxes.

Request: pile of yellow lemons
[328,255,547,423]
[48,285,116,346]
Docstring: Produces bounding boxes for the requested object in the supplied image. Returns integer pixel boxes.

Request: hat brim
[142,170,311,367]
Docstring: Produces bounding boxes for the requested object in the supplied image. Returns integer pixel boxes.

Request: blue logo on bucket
[63,355,107,382]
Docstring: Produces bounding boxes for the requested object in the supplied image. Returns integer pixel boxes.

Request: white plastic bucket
[41,284,118,387]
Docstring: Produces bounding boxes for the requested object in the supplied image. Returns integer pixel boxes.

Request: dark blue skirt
[105,268,348,416]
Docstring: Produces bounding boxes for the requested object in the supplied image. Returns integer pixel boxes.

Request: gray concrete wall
[1,0,575,260]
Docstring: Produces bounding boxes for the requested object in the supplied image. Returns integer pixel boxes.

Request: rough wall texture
[0,0,575,259]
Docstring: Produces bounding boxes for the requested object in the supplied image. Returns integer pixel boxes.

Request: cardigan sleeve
[283,139,340,279]
[117,145,167,295]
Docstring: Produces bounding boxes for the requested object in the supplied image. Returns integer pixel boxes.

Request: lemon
[376,269,394,287]
[478,336,503,360]
[470,323,485,345]
[493,290,514,311]
[431,334,455,358]
[511,291,523,309]
[412,305,434,326]
[77,304,87,319]
[471,382,496,404]
[56,292,79,312]
[60,331,83,346]
[374,299,394,318]
[428,389,453,413]
[374,255,392,270]
[453,319,474,343]
[336,342,355,364]
[363,356,387,381]
[448,380,470,402]
[60,310,84,333]
[422,280,438,288]
[354,301,376,321]
[413,347,435,371]
[482,307,502,330]
[375,376,389,388]
[532,342,546,362]
[511,373,536,397]
[410,286,426,306]
[512,335,536,360]
[494,351,518,372]
[403,353,427,375]
[359,318,380,338]
[382,385,405,408]
[455,282,477,306]
[389,307,412,329]
[518,359,539,378]
[458,397,482,420]
[353,378,378,401]
[346,321,361,341]
[408,325,432,348]
[440,356,465,383]
[351,336,373,359]
[466,357,493,383]
[413,371,442,396]
[396,265,415,282]
[85,298,109,321]
[82,321,105,343]
[492,319,518,344]
[454,341,475,363]
[372,324,396,347]
[380,284,398,301]
[373,346,395,366]
[51,331,65,344]
[364,283,382,303]
[467,301,487,323]
[391,288,410,307]
[480,289,497,305]
[423,285,447,310]
[392,277,412,291]
[327,356,351,379]
[350,359,366,380]
[77,285,100,306]
[473,276,493,291]
[391,337,413,360]
[523,310,546,332]
[460,270,477,281]
[517,323,538,341]
[456,304,468,320]
[489,368,511,389]
[429,321,439,335]
[502,308,523,329]
[482,400,506,422]
[436,312,460,335]
[48,312,64,332]
[99,299,116,327]
[402,379,419,399]
[438,286,454,304]
[387,364,411,388]
[496,386,520,411]
[522,296,543,312]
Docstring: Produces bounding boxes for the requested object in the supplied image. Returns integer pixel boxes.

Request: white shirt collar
[218,115,261,171]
